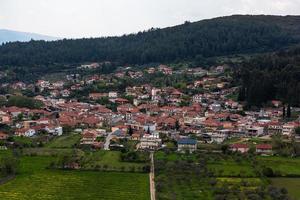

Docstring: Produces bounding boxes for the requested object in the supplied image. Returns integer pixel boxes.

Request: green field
[258,156,300,176]
[46,134,81,148]
[271,178,300,200]
[21,148,148,172]
[82,150,148,172]
[208,160,256,177]
[154,151,300,199]
[155,151,256,177]
[0,156,150,200]
[22,147,77,156]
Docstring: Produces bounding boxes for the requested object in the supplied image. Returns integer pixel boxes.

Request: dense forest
[236,47,300,107]
[0,15,300,67]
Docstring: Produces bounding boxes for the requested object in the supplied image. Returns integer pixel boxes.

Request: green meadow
[0,156,150,200]
[46,134,82,148]
[271,178,300,200]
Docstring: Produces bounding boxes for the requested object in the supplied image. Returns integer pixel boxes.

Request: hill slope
[0,15,300,66]
[0,29,59,44]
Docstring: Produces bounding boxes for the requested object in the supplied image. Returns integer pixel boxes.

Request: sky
[0,0,299,39]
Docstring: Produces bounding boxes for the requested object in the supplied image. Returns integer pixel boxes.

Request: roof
[230,143,249,149]
[177,138,197,145]
[256,144,272,150]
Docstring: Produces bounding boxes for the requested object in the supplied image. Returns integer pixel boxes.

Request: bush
[262,167,274,177]
[0,156,19,177]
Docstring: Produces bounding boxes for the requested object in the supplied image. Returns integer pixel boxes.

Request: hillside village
[0,63,299,156]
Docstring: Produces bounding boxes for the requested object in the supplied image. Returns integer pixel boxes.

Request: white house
[45,126,63,136]
[15,128,36,137]
[140,132,162,150]
[108,91,118,98]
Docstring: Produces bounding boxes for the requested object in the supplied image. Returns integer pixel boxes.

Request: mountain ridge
[0,15,300,66]
[0,29,59,44]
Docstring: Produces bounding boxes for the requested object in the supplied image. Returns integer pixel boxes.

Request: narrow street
[149,152,156,200]
[104,132,113,150]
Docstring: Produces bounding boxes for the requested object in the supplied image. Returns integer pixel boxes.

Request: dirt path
[149,152,156,200]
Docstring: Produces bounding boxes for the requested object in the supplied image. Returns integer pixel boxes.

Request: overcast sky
[0,0,299,38]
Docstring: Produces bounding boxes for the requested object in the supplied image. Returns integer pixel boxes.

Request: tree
[287,104,291,118]
[282,106,286,119]
[0,155,19,177]
[175,120,180,131]
[262,167,274,177]
[238,87,246,101]
[128,126,133,136]
[295,127,300,135]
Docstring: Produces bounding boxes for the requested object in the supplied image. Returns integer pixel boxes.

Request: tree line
[0,15,298,68]
[236,47,300,107]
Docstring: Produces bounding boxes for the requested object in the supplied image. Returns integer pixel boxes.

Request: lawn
[271,178,300,200]
[207,160,256,177]
[154,151,268,200]
[257,156,300,176]
[155,151,256,177]
[0,156,150,200]
[22,147,79,156]
[21,148,148,172]
[82,150,148,172]
[46,134,81,148]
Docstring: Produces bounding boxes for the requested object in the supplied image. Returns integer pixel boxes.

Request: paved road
[149,152,156,200]
[104,132,113,150]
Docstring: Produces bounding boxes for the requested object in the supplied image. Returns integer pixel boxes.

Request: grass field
[46,134,81,148]
[258,156,300,176]
[271,178,300,200]
[155,151,256,177]
[0,156,150,200]
[154,151,270,199]
[21,148,148,172]
[22,147,78,156]
[82,151,148,172]
[208,160,256,177]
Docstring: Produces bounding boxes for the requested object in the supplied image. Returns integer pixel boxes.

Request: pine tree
[238,87,246,101]
[147,126,151,134]
[287,104,291,118]
[128,126,133,136]
[175,120,180,131]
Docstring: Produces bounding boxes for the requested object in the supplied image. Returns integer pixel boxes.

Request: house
[112,129,127,139]
[256,144,272,155]
[229,143,249,153]
[131,133,141,141]
[177,138,197,153]
[246,126,264,136]
[81,131,97,145]
[45,126,63,136]
[0,132,8,140]
[282,123,297,136]
[89,93,108,100]
[268,122,282,135]
[108,91,118,98]
[143,123,156,133]
[140,132,162,150]
[61,90,71,97]
[209,103,221,112]
[15,128,36,137]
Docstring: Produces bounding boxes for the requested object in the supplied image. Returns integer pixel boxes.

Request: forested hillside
[0,15,300,67]
[236,47,300,107]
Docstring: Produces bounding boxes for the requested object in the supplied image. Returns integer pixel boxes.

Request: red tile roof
[256,144,272,150]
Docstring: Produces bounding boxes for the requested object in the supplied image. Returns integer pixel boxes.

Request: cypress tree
[287,104,291,118]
